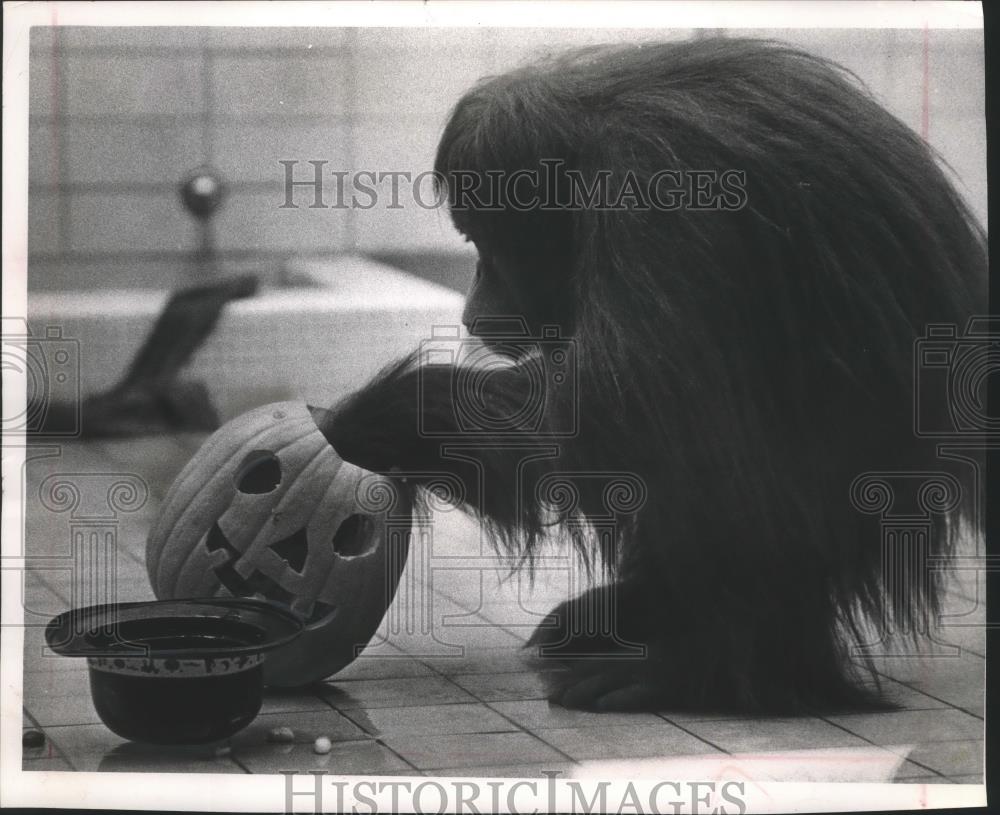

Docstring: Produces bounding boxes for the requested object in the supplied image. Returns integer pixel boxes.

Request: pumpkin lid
[45,597,304,660]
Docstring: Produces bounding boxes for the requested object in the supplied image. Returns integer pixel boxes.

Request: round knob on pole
[180,168,225,219]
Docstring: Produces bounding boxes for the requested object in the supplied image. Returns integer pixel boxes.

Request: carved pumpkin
[146,402,411,687]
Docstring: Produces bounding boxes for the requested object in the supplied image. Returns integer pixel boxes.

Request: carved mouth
[204,523,338,624]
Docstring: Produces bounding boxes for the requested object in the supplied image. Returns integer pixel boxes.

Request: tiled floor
[19,438,987,782]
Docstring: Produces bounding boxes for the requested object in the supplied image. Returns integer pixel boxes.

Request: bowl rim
[44,596,305,661]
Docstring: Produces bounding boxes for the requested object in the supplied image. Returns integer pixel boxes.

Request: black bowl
[45,598,303,745]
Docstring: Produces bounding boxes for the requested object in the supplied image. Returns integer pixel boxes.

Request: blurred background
[22,25,987,434]
[17,26,989,779]
[27,26,987,293]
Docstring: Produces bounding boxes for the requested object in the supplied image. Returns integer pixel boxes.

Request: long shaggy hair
[322,38,987,713]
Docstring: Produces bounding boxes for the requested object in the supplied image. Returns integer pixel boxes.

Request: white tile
[319,675,477,709]
[206,28,348,51]
[214,188,348,253]
[45,724,244,773]
[352,53,488,125]
[490,699,664,730]
[66,191,195,254]
[59,27,207,50]
[65,54,205,116]
[869,652,985,715]
[828,709,984,746]
[429,762,578,778]
[211,55,348,116]
[29,54,58,117]
[354,28,495,59]
[540,722,717,761]
[384,731,563,771]
[892,740,984,777]
[326,655,435,682]
[67,121,204,185]
[450,671,555,702]
[29,191,62,257]
[28,121,59,190]
[213,122,349,184]
[230,708,367,746]
[22,757,74,772]
[681,717,871,754]
[344,702,517,737]
[238,738,410,774]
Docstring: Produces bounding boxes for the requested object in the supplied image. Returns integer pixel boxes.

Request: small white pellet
[313,736,332,755]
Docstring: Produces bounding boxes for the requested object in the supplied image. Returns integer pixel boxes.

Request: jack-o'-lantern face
[146,402,411,687]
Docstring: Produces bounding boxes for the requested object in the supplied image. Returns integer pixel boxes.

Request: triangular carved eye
[235,451,281,494]
[333,514,376,557]
[269,528,309,573]
[205,522,233,554]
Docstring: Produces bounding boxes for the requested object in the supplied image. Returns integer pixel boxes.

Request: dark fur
[321,38,986,714]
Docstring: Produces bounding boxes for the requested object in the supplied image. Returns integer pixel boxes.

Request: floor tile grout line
[292,668,975,769]
[24,540,150,601]
[372,737,422,773]
[91,436,194,470]
[22,707,43,728]
[323,697,515,711]
[402,733,578,776]
[662,712,979,781]
[22,665,91,675]
[116,545,146,567]
[29,568,73,605]
[376,646,538,701]
[652,714,731,755]
[23,450,985,775]
[869,670,985,721]
[227,755,253,774]
[26,687,983,775]
[427,583,546,644]
[316,667,485,709]
[428,667,568,678]
[861,672,984,712]
[396,633,570,686]
[337,706,379,737]
[875,668,985,688]
[300,691,383,734]
[306,673,434,684]
[852,646,986,669]
[816,715,952,778]
[23,718,106,730]
[21,707,73,766]
[479,700,580,765]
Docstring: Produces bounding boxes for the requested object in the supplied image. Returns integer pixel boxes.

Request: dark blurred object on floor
[35,275,259,437]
